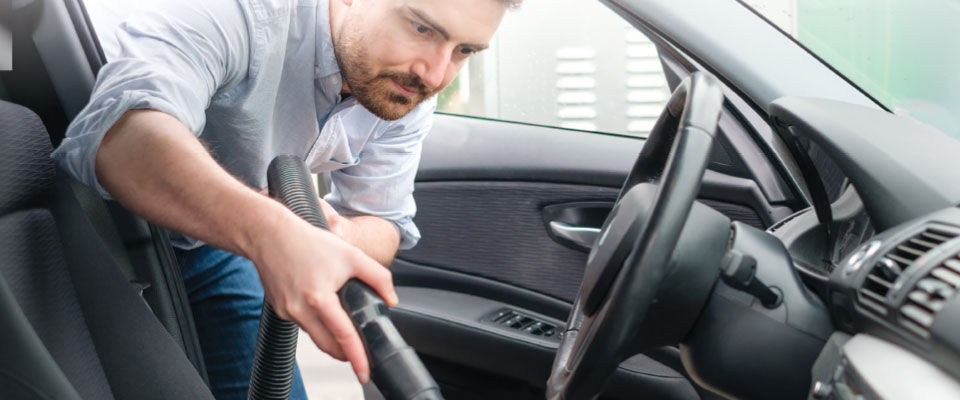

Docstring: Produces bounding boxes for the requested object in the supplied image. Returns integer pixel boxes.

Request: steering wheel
[546,72,725,400]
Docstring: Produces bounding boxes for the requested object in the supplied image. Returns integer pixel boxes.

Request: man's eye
[414,23,431,34]
[459,47,476,55]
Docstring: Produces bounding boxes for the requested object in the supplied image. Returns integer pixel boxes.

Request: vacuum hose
[248,155,442,400]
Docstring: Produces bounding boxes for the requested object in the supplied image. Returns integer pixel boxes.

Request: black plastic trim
[150,225,209,384]
[391,287,699,400]
[391,259,572,321]
[770,97,960,232]
[61,0,105,74]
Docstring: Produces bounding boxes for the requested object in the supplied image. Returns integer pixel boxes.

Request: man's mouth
[390,78,420,97]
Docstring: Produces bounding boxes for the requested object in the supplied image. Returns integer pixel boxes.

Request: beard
[334,33,437,121]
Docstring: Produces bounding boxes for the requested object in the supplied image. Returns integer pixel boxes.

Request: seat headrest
[0,100,56,214]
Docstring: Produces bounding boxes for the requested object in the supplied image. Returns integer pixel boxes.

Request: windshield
[741,0,960,141]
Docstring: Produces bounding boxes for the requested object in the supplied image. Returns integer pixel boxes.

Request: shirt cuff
[326,200,422,251]
[391,215,421,251]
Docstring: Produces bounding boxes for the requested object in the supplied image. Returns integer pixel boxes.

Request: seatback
[0,100,214,400]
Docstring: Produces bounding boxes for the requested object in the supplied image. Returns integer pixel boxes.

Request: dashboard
[810,205,960,399]
[763,97,960,400]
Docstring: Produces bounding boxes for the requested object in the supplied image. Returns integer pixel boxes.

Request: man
[52,0,518,398]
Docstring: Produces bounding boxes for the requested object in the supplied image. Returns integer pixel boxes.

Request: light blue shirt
[52,0,434,249]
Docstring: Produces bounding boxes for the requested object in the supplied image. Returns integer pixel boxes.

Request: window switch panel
[483,308,559,341]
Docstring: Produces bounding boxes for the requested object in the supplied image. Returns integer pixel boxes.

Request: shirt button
[314,66,322,76]
[330,76,340,86]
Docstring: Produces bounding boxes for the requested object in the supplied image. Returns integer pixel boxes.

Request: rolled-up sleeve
[51,0,249,197]
[324,98,436,250]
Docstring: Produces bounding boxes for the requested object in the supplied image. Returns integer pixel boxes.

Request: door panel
[399,180,618,303]
[389,287,699,400]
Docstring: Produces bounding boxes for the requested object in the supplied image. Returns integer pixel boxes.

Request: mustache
[378,72,429,95]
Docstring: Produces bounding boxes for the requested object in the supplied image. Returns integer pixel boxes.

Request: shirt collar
[315,0,340,78]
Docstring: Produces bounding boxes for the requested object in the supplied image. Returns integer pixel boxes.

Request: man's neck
[328,0,345,51]
[328,0,350,96]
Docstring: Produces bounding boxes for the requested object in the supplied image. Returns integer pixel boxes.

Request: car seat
[0,99,215,399]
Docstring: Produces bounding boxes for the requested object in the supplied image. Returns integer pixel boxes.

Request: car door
[5,0,810,398]
[384,1,807,398]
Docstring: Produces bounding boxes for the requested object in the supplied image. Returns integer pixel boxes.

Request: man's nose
[412,48,451,90]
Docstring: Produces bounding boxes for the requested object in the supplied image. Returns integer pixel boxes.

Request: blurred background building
[436,0,670,138]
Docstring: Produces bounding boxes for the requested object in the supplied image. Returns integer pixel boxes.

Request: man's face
[334,0,507,121]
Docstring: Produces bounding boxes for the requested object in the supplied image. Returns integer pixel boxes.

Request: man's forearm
[99,109,399,265]
[340,215,400,266]
[316,197,400,266]
[96,109,294,258]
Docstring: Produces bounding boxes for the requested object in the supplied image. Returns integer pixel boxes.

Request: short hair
[498,0,523,8]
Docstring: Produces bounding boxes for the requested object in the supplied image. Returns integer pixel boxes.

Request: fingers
[316,197,336,217]
[316,199,344,236]
[310,294,371,383]
[289,299,346,362]
[302,324,347,362]
[350,250,399,307]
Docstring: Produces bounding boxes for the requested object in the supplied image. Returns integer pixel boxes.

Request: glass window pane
[742,0,960,141]
[437,0,669,138]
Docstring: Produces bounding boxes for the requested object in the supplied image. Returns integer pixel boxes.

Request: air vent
[900,251,960,339]
[858,227,958,316]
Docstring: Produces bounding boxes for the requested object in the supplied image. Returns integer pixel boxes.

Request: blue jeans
[176,245,308,400]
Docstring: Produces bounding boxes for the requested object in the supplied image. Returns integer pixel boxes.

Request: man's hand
[317,198,350,238]
[251,212,397,384]
[316,198,401,266]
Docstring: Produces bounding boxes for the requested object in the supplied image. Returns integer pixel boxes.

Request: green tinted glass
[744,0,960,140]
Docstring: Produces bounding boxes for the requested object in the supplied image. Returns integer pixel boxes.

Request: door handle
[548,221,601,250]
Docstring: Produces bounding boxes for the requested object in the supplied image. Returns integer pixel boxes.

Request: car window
[436,0,670,138]
[741,0,960,142]
[84,0,671,138]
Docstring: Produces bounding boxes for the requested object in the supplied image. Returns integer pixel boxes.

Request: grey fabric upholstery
[0,100,214,399]
[0,100,56,214]
[0,210,115,399]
